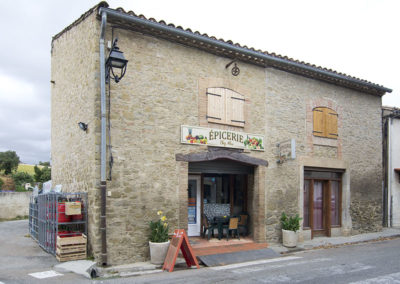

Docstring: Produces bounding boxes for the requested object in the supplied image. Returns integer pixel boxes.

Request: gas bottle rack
[29,192,87,256]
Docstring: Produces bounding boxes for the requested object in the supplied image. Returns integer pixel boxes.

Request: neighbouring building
[51,2,392,265]
[382,106,400,228]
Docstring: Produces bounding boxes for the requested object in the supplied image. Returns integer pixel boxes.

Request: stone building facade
[51,2,392,265]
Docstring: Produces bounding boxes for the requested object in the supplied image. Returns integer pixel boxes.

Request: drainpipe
[99,10,107,266]
[388,117,392,227]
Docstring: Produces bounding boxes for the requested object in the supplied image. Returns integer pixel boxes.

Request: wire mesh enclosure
[29,192,87,256]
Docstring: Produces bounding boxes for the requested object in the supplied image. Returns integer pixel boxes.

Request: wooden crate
[56,234,87,262]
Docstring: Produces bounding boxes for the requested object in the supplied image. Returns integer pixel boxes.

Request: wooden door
[311,180,331,237]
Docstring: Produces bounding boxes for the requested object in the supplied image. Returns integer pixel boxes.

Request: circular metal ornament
[231,64,240,76]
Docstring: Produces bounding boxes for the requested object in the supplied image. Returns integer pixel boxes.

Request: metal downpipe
[99,10,107,266]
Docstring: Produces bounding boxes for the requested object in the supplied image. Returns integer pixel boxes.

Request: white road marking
[28,270,63,279]
[257,275,292,283]
[231,257,331,274]
[320,262,373,275]
[210,256,302,271]
[349,271,400,283]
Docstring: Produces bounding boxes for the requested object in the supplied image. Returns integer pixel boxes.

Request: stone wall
[51,12,102,261]
[0,192,31,219]
[102,26,268,265]
[264,68,383,240]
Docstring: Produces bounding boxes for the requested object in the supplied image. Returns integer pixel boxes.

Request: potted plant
[280,212,301,248]
[149,210,170,265]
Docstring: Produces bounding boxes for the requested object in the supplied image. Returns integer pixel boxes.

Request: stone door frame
[176,148,268,242]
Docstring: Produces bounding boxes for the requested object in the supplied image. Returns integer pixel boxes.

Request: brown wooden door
[311,180,331,238]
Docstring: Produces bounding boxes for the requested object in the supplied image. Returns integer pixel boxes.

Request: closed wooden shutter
[207,88,225,124]
[326,110,338,139]
[313,107,325,137]
[227,89,245,127]
[313,107,338,139]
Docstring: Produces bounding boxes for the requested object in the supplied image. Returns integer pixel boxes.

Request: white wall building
[383,107,400,227]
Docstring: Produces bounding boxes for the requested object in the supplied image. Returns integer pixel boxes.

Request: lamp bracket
[225,59,236,69]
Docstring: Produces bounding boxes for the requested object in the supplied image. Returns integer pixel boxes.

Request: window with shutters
[313,107,338,139]
[206,87,245,127]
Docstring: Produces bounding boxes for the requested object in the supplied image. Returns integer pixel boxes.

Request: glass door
[188,175,201,236]
[312,181,327,237]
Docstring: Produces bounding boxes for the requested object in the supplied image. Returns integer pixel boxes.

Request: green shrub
[280,212,302,232]
[15,185,28,192]
[12,172,34,189]
[149,210,169,243]
[0,178,3,190]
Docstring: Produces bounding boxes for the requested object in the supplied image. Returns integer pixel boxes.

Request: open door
[188,175,201,236]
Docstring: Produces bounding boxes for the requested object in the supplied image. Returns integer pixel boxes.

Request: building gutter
[98,7,392,95]
[99,10,108,266]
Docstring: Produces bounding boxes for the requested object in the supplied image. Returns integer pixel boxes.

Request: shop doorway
[187,174,248,237]
[303,170,342,238]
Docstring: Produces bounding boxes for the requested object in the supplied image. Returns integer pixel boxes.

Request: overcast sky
[0,0,398,164]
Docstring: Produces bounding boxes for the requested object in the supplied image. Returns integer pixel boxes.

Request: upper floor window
[206,87,245,127]
[313,107,338,139]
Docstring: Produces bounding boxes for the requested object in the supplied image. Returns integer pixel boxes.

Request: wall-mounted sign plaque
[181,125,264,151]
[276,138,296,163]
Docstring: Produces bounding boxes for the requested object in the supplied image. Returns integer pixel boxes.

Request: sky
[0,0,398,164]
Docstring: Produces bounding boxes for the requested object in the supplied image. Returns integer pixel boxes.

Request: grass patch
[17,164,43,175]
[0,215,29,222]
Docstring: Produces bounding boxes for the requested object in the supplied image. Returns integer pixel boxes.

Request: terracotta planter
[282,229,298,248]
[149,241,170,265]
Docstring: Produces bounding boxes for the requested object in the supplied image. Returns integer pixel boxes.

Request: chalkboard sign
[162,229,199,272]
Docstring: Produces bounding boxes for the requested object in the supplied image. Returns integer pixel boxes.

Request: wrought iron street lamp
[106,38,128,83]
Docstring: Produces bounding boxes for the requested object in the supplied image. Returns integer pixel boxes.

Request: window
[313,107,338,139]
[203,176,230,204]
[207,87,245,127]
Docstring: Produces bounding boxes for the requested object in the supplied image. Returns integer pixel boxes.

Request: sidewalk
[269,227,400,254]
[59,227,400,279]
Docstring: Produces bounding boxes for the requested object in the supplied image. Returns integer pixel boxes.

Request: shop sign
[181,125,264,151]
[276,138,296,163]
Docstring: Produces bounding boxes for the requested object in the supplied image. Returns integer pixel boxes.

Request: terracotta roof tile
[53,1,392,96]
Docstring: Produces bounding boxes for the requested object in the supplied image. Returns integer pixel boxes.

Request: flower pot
[282,229,298,248]
[149,241,170,265]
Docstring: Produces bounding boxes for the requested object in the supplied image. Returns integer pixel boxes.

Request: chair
[223,217,240,241]
[238,214,249,236]
[202,215,216,240]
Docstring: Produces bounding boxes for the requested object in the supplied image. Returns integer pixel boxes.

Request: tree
[0,151,20,175]
[39,161,50,167]
[34,165,51,183]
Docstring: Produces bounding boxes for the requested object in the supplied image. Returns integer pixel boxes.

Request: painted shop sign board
[163,229,199,272]
[181,125,265,151]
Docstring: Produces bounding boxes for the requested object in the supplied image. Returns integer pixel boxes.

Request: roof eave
[99,6,392,96]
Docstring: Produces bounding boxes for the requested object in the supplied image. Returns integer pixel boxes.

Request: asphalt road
[1,220,400,284]
[101,238,400,284]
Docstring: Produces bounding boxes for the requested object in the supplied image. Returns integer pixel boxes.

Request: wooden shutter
[226,89,245,127]
[326,109,338,139]
[207,88,225,124]
[313,107,325,137]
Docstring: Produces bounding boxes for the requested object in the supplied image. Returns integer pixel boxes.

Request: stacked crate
[56,234,87,262]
